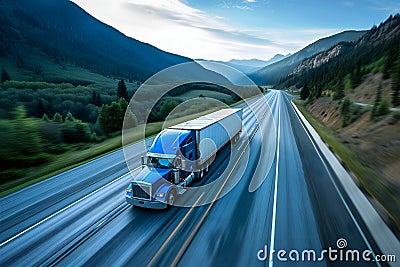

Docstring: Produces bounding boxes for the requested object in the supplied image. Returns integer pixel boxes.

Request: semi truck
[125,108,243,209]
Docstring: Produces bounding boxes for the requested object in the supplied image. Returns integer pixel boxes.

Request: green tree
[0,106,44,173]
[52,112,63,123]
[117,79,129,101]
[351,63,362,89]
[378,99,390,116]
[383,46,398,80]
[124,110,138,129]
[61,119,91,143]
[334,78,345,100]
[117,98,128,113]
[371,82,382,119]
[159,101,178,120]
[391,51,400,106]
[41,113,50,122]
[40,121,62,145]
[300,83,310,100]
[1,67,11,83]
[65,112,74,122]
[341,98,352,127]
[92,91,102,106]
[98,101,124,134]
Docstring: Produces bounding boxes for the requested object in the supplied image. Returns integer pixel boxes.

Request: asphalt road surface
[0,90,398,266]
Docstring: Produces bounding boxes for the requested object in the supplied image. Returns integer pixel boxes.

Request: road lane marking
[150,101,265,266]
[289,99,381,266]
[147,193,205,267]
[169,96,272,266]
[0,166,141,247]
[268,92,281,267]
[237,140,246,151]
[148,95,270,266]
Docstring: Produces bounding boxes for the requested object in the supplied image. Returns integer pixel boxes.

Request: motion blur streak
[0,91,393,267]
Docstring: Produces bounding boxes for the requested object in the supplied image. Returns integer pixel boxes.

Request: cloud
[343,1,355,7]
[246,0,256,3]
[70,0,325,60]
[366,0,400,12]
[234,5,253,10]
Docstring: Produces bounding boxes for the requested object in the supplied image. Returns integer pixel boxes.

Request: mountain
[294,17,400,75]
[279,14,400,92]
[198,54,290,74]
[250,30,367,85]
[228,54,289,69]
[0,0,228,84]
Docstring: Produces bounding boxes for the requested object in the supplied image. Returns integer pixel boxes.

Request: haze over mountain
[227,54,290,71]
[250,30,367,85]
[0,0,228,84]
[197,54,290,75]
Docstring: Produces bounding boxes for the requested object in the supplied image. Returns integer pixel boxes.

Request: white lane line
[0,166,140,247]
[147,193,205,267]
[237,140,246,151]
[290,100,381,267]
[268,92,281,267]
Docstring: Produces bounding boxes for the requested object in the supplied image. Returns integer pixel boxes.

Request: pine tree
[300,83,310,100]
[383,46,398,80]
[92,91,97,104]
[351,62,362,89]
[334,78,345,100]
[52,112,63,123]
[96,93,102,106]
[378,99,390,116]
[65,112,75,122]
[341,98,352,127]
[391,50,400,106]
[117,79,129,101]
[371,82,382,118]
[92,91,102,106]
[1,67,11,83]
[41,113,50,122]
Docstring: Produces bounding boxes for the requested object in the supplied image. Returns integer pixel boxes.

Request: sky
[71,0,400,61]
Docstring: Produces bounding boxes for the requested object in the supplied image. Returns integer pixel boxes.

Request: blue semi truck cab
[125,108,243,209]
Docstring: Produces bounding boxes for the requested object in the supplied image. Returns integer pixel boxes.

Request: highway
[0,90,398,266]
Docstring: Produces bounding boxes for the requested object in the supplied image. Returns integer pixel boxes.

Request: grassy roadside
[0,124,158,198]
[293,100,400,228]
[0,95,259,198]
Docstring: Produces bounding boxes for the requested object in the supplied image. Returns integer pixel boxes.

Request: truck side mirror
[141,156,147,168]
[174,156,182,169]
[173,168,180,184]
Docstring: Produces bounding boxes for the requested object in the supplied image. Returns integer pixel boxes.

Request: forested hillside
[0,0,193,83]
[250,30,366,85]
[280,14,400,106]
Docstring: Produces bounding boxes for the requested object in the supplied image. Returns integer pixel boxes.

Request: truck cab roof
[149,129,191,155]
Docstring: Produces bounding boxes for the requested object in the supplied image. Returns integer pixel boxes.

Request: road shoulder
[291,100,400,264]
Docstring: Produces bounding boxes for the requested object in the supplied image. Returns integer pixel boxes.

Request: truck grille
[131,183,151,200]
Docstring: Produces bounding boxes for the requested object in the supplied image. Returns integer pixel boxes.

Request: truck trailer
[125,108,243,209]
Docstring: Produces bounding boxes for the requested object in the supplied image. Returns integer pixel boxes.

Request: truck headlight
[155,193,165,198]
[126,189,132,193]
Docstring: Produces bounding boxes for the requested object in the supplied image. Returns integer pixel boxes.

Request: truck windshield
[149,157,174,169]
